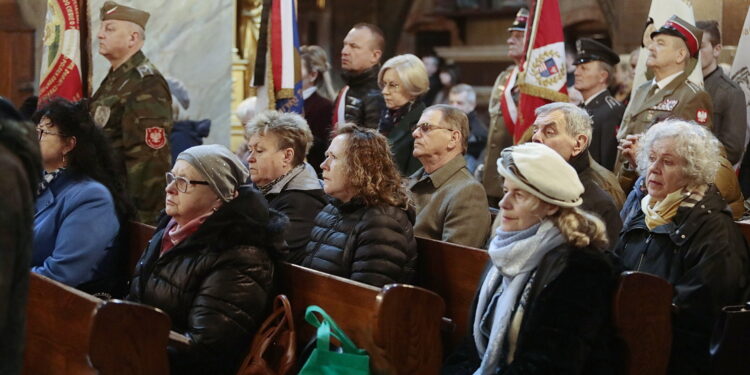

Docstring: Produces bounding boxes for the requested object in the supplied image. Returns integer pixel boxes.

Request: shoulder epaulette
[605,95,621,110]
[136,64,155,78]
[685,81,702,93]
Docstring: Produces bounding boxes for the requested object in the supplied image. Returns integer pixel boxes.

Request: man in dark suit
[574,38,624,171]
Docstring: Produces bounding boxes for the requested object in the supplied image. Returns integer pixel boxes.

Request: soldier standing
[480,8,528,207]
[90,1,172,224]
[573,38,624,171]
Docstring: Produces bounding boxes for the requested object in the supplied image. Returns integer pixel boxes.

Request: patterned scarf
[37,168,66,196]
[641,184,707,230]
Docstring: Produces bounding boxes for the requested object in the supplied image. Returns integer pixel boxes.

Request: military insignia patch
[696,108,709,124]
[93,106,110,128]
[136,64,153,77]
[652,99,678,111]
[145,127,166,149]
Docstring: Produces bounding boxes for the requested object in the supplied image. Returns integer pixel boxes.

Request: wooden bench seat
[24,273,172,375]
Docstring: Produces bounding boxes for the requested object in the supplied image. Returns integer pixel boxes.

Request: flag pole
[79,0,91,97]
[521,0,544,76]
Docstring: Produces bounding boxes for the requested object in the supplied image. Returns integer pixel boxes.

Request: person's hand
[618,134,641,169]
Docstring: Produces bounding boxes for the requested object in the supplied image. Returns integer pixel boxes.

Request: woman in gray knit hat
[128,144,288,375]
[444,142,621,375]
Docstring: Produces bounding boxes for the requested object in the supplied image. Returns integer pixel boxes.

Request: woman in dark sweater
[302,125,417,287]
[300,45,336,175]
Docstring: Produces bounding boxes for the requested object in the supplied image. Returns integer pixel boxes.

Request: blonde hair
[378,54,429,99]
[245,110,313,166]
[300,45,336,100]
[552,207,609,249]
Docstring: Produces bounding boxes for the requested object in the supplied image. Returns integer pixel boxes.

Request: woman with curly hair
[301,124,417,287]
[31,98,132,297]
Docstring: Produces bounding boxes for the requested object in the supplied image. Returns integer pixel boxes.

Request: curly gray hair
[636,120,721,185]
[535,102,592,145]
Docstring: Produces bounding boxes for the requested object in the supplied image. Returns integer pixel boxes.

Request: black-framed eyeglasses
[165,172,210,193]
[36,127,66,141]
[412,122,453,133]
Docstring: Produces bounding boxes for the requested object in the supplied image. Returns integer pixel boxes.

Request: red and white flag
[39,0,83,105]
[516,0,568,143]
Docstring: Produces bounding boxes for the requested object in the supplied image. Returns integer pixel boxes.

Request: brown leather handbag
[236,294,297,375]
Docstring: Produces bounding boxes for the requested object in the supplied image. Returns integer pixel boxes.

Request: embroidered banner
[39,0,84,105]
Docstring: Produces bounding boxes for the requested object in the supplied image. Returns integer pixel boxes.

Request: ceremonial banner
[39,0,84,104]
[731,7,750,162]
[516,0,568,143]
[250,0,303,114]
[630,0,702,103]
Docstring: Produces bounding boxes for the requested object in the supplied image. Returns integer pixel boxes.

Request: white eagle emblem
[696,109,709,124]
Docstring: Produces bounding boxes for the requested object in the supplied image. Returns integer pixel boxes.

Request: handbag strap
[304,305,363,354]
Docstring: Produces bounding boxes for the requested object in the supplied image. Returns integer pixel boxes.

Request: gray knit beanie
[177,144,249,202]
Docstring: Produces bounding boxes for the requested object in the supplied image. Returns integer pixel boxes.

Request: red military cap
[650,15,703,57]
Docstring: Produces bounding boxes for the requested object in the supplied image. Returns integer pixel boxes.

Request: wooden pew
[278,263,445,375]
[414,236,489,352]
[24,273,172,375]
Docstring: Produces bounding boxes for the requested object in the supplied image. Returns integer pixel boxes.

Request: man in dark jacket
[696,20,747,165]
[530,102,623,246]
[0,99,41,375]
[573,38,624,171]
[449,84,487,174]
[332,23,386,129]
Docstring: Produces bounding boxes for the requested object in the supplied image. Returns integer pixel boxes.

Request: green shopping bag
[298,305,370,375]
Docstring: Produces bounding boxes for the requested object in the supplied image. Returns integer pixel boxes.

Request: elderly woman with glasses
[31,99,130,297]
[615,120,749,375]
[301,125,417,287]
[378,53,430,175]
[444,142,621,375]
[245,110,327,263]
[128,144,287,375]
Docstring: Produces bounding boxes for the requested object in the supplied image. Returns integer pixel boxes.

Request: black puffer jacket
[615,183,750,375]
[301,198,417,287]
[128,186,288,375]
[340,65,386,129]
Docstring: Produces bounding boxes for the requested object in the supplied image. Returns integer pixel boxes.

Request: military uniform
[482,65,517,202]
[704,67,747,165]
[90,50,172,224]
[584,91,624,171]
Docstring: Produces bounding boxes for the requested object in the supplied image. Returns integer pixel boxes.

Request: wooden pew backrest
[24,273,171,375]
[278,263,445,375]
[415,236,489,352]
[613,271,673,375]
[128,221,156,276]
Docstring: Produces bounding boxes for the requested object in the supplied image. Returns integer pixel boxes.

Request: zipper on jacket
[635,234,652,271]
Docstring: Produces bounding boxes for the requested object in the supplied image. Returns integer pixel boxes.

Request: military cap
[100,1,150,30]
[651,15,703,57]
[508,8,529,32]
[574,38,620,66]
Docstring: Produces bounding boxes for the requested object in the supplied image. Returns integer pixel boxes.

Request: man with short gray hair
[530,102,623,245]
[449,84,487,173]
[90,1,172,224]
[408,104,490,248]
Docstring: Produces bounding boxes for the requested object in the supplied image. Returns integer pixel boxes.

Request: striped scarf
[641,184,707,230]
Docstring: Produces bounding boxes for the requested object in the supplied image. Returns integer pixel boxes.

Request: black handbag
[709,301,750,374]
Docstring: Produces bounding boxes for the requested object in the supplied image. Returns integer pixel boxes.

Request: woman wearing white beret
[444,142,621,375]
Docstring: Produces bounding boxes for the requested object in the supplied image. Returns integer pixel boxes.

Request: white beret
[497,143,584,207]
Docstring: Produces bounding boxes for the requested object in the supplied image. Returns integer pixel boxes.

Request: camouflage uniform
[90,50,172,224]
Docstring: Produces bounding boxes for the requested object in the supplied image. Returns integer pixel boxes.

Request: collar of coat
[110,50,146,76]
[342,64,381,87]
[408,155,468,190]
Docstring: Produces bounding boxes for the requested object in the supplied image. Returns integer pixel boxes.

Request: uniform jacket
[614,69,713,181]
[583,90,624,171]
[301,198,417,288]
[336,65,386,129]
[443,243,622,375]
[32,172,122,295]
[409,156,491,248]
[263,163,326,263]
[128,187,287,375]
[90,50,173,224]
[616,182,749,375]
[0,122,38,375]
[570,150,622,246]
[304,91,333,175]
[381,100,424,176]
[704,67,747,165]
[483,66,517,200]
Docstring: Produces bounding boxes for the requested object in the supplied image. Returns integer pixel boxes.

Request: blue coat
[32,172,121,293]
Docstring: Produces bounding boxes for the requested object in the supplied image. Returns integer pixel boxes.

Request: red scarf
[160,211,214,255]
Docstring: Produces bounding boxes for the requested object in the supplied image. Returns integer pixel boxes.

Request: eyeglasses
[36,127,66,141]
[165,172,210,193]
[412,122,453,133]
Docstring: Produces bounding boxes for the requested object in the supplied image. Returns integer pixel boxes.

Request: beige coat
[409,156,491,248]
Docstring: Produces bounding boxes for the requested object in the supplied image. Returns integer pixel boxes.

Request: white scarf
[473,220,565,375]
